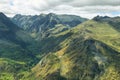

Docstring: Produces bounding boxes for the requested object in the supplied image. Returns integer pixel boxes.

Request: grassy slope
[0,58,25,80]
[31,20,120,80]
[73,20,120,51]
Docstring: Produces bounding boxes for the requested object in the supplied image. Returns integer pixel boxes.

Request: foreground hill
[28,20,120,80]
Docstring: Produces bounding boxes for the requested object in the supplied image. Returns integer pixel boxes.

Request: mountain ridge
[28,20,120,80]
[11,13,88,39]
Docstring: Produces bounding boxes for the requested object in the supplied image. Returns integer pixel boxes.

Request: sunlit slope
[31,20,120,80]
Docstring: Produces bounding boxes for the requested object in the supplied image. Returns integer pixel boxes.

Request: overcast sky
[0,0,120,18]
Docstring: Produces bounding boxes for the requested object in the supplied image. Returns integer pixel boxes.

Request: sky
[0,0,120,19]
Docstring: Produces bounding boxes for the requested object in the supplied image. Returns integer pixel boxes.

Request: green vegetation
[31,20,120,80]
[0,12,39,80]
[1,12,120,80]
[0,58,26,80]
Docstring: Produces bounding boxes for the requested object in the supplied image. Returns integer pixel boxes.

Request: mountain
[11,13,88,39]
[26,19,120,80]
[1,12,120,80]
[0,12,39,79]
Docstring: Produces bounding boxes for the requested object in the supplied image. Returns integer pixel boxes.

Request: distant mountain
[11,13,88,39]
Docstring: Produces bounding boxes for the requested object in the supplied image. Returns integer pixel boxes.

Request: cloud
[0,0,120,18]
[68,0,120,7]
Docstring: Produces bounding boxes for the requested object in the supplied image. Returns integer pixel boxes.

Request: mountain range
[11,13,87,39]
[0,12,120,80]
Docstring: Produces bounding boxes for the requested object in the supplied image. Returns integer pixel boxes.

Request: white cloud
[0,0,120,18]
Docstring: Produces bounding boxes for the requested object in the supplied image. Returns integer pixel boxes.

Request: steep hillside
[30,20,120,80]
[0,12,39,80]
